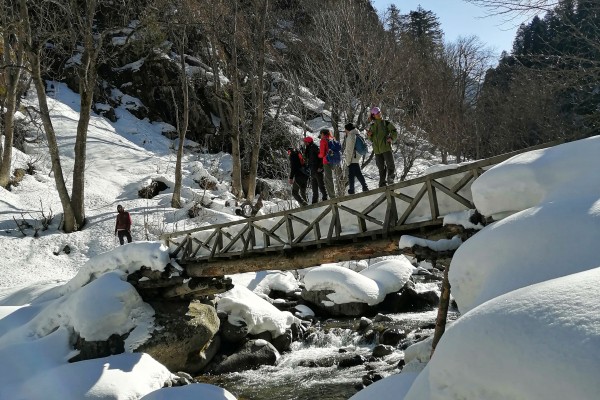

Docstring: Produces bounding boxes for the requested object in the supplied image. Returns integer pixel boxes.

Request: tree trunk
[0,9,24,188]
[172,32,190,209]
[70,0,100,228]
[229,0,243,199]
[0,54,21,188]
[71,81,94,227]
[431,263,451,357]
[20,0,77,232]
[246,0,269,201]
[28,53,78,232]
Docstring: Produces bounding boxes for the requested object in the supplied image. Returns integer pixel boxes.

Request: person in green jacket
[366,106,398,187]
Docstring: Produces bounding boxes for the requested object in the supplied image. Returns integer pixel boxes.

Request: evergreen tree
[400,6,444,54]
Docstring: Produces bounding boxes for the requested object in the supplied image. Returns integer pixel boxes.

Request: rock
[361,329,376,344]
[298,357,337,368]
[338,354,367,369]
[372,344,395,358]
[138,180,169,199]
[189,335,221,373]
[358,317,372,330]
[301,288,372,317]
[211,339,280,374]
[70,333,127,362]
[134,301,220,375]
[220,319,249,344]
[271,329,293,353]
[380,287,440,313]
[380,328,407,346]
[398,358,406,370]
[372,313,393,323]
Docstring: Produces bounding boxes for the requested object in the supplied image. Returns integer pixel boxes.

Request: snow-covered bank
[353,137,600,399]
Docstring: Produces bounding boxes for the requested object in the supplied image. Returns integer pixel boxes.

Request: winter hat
[303,136,314,144]
[370,106,381,116]
[344,123,355,131]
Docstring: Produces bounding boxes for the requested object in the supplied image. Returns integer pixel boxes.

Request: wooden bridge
[161,143,556,277]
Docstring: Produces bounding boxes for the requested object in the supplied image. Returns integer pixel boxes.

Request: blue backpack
[354,132,368,156]
[326,139,342,165]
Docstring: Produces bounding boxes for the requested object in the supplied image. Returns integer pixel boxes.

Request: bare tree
[19,0,136,231]
[245,0,269,201]
[465,0,560,15]
[444,36,495,160]
[158,0,196,209]
[0,1,26,188]
[19,0,78,232]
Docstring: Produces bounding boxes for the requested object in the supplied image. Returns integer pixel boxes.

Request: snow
[228,270,300,296]
[216,286,297,337]
[398,235,462,252]
[2,73,600,399]
[303,258,414,306]
[352,137,600,399]
[0,84,236,399]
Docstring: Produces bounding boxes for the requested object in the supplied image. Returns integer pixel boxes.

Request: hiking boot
[362,186,369,192]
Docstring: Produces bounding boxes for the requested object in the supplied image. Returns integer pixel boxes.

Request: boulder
[338,354,366,369]
[372,344,395,358]
[210,339,280,374]
[134,301,220,375]
[220,319,249,344]
[380,328,407,346]
[69,333,127,362]
[301,288,373,317]
[271,329,293,353]
[380,287,440,313]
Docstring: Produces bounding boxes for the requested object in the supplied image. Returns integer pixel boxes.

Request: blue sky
[371,0,525,57]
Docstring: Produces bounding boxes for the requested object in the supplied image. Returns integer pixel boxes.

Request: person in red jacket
[114,204,132,245]
[318,129,336,198]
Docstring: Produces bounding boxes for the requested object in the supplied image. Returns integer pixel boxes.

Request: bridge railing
[161,142,557,263]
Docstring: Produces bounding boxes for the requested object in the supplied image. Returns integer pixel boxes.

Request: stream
[199,309,457,400]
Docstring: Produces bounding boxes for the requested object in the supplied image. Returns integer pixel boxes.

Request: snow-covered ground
[352,137,600,399]
[2,83,599,399]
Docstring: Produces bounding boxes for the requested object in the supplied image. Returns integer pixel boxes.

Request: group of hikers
[288,106,398,206]
[113,108,397,236]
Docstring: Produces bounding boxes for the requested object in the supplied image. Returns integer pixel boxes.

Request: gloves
[386,136,393,144]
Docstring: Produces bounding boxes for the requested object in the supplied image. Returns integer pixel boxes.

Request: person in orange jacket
[318,129,336,198]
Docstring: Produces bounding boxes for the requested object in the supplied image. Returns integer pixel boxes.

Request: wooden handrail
[160,140,559,265]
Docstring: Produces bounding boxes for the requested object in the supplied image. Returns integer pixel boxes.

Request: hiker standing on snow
[115,204,132,245]
[343,123,369,195]
[318,129,336,198]
[288,147,309,207]
[366,106,398,187]
[303,136,328,203]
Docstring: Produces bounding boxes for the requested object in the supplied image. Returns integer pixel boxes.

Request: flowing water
[199,310,453,400]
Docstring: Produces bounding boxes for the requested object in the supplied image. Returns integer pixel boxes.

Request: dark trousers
[118,230,132,245]
[310,171,328,203]
[348,163,368,194]
[375,151,396,187]
[292,174,309,206]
